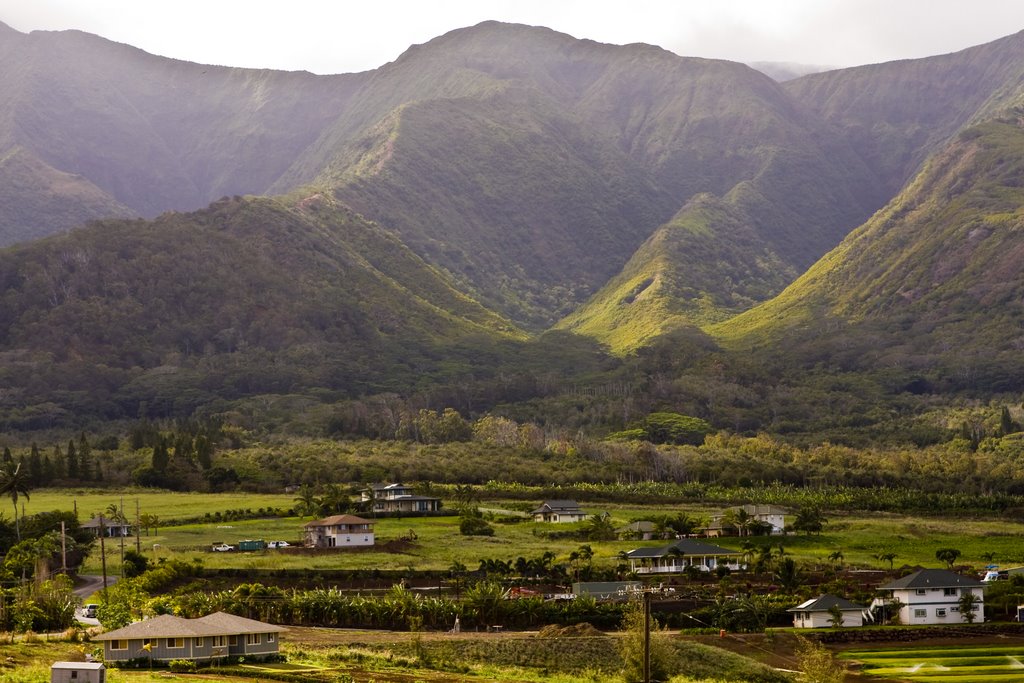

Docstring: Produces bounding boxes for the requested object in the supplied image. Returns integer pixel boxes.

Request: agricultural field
[841,644,1024,681]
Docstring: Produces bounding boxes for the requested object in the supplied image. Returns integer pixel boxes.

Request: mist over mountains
[3,20,1024,434]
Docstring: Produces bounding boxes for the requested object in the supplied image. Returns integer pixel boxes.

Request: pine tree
[2,447,12,466]
[29,444,42,486]
[53,445,63,477]
[78,432,92,480]
[152,437,169,472]
[66,440,79,479]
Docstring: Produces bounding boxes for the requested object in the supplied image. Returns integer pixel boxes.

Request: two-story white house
[706,504,787,537]
[304,514,374,548]
[872,569,984,625]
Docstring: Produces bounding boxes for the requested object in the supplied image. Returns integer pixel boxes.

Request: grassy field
[840,644,1024,681]
[27,488,1024,576]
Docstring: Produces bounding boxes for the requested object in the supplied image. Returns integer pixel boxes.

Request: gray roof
[531,500,584,514]
[81,515,131,529]
[52,662,105,670]
[627,538,739,559]
[93,612,285,641]
[788,594,864,613]
[879,569,983,590]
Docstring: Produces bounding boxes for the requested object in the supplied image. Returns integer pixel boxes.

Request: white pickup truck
[212,543,234,552]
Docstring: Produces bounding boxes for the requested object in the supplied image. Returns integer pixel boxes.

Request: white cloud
[1,0,1022,73]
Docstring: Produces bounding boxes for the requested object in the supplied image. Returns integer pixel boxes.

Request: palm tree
[828,550,845,570]
[874,552,898,570]
[0,463,31,541]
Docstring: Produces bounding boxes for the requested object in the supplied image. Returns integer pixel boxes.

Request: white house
[872,569,984,625]
[81,515,133,538]
[531,500,588,523]
[304,514,374,548]
[51,662,106,683]
[788,594,866,628]
[625,539,742,574]
[706,504,787,537]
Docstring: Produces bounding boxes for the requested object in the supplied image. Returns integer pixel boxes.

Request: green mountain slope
[786,30,1024,199]
[0,146,134,244]
[0,22,363,240]
[0,193,524,424]
[289,22,880,329]
[714,117,1024,390]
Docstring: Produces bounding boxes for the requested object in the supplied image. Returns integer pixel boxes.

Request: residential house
[616,520,657,540]
[706,505,787,537]
[304,514,374,548]
[81,515,133,538]
[871,569,984,625]
[92,612,284,664]
[51,662,106,683]
[788,594,866,628]
[531,500,588,523]
[625,539,742,574]
[361,483,441,514]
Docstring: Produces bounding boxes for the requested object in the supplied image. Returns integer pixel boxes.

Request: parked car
[267,541,290,549]
[83,603,98,618]
[212,543,234,552]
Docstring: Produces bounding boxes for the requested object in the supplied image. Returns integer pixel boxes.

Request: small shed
[51,662,106,683]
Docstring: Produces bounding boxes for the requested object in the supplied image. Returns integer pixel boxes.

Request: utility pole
[119,497,126,566]
[135,498,141,553]
[643,590,651,683]
[99,516,108,599]
[60,521,67,574]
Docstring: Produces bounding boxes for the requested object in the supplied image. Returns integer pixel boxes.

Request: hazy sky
[2,0,1023,74]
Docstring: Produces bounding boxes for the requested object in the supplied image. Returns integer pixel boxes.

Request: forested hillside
[4,21,1024,443]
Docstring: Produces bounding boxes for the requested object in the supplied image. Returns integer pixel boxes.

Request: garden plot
[842,645,1024,682]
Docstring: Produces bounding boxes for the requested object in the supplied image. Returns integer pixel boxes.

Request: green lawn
[841,644,1024,681]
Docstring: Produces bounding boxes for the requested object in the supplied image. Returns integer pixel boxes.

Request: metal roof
[879,569,983,590]
[787,594,864,612]
[626,538,739,559]
[93,612,286,641]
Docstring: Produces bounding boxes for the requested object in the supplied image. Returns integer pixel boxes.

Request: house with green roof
[625,538,742,574]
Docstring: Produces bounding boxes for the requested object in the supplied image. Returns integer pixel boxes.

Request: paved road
[74,573,116,600]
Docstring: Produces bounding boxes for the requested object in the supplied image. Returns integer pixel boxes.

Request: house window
[914,609,927,618]
[915,589,927,595]
[196,637,204,647]
[167,638,184,648]
[246,633,261,645]
[229,635,238,646]
[267,633,275,643]
[212,635,226,647]
[936,608,947,617]
[944,588,957,596]
[71,672,78,679]
[110,639,126,650]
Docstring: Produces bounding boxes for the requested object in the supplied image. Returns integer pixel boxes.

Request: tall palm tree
[0,463,31,541]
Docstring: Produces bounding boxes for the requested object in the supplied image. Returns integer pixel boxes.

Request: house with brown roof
[92,612,284,664]
[303,514,374,548]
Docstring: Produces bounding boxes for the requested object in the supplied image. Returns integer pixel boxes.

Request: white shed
[788,594,865,628]
[51,662,106,683]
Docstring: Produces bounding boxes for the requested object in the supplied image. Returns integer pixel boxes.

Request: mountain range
[3,20,1024,432]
